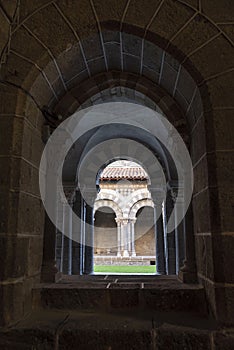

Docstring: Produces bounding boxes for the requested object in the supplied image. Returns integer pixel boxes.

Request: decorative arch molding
[96,188,153,219]
[94,199,123,219]
[129,199,155,220]
[123,188,153,218]
[96,189,122,208]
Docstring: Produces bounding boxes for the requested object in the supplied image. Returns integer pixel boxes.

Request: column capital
[82,188,97,206]
[122,218,129,225]
[169,188,185,205]
[63,187,76,205]
[129,218,136,224]
[150,191,165,208]
[116,218,129,225]
[152,198,163,207]
[150,187,165,197]
[170,189,177,203]
[115,218,122,225]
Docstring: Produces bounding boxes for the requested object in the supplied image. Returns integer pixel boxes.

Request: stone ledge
[32,276,208,317]
[0,309,227,350]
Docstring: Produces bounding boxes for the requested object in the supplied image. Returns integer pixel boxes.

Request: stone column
[41,178,59,282]
[72,189,82,275]
[41,212,59,282]
[127,221,132,254]
[54,197,64,273]
[175,199,185,274]
[178,202,197,283]
[59,202,65,273]
[122,219,129,257]
[57,194,72,275]
[83,204,94,274]
[83,190,96,275]
[130,219,136,257]
[67,203,73,275]
[153,198,166,275]
[120,221,124,255]
[80,199,86,274]
[40,128,69,282]
[165,190,176,275]
[63,188,75,275]
[115,219,122,257]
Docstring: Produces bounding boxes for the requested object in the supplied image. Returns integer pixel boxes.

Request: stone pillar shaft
[165,192,176,275]
[116,220,121,257]
[122,220,129,257]
[41,177,58,282]
[83,204,94,275]
[154,204,166,275]
[178,203,197,283]
[175,202,185,274]
[131,220,136,257]
[127,222,131,253]
[41,213,59,282]
[59,203,65,273]
[67,205,73,275]
[80,199,85,274]
[72,190,82,275]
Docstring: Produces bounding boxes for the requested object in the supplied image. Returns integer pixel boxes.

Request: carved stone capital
[150,188,165,203]
[120,218,129,226]
[64,187,76,205]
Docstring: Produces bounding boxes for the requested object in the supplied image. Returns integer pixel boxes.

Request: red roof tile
[100,167,148,181]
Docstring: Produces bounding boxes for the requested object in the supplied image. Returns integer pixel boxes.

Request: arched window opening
[53,101,192,279]
[93,160,157,274]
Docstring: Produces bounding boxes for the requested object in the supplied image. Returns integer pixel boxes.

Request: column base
[83,270,94,275]
[41,263,59,283]
[131,252,136,257]
[178,269,197,284]
[117,252,121,257]
[55,272,63,282]
[156,269,166,275]
[123,250,129,257]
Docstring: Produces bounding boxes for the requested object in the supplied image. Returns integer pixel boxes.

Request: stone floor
[0,276,233,349]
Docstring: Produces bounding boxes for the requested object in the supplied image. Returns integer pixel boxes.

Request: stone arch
[94,199,122,219]
[123,188,153,218]
[129,199,155,220]
[54,72,188,133]
[95,189,122,209]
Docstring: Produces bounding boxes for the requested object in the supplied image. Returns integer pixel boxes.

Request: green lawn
[94,265,156,273]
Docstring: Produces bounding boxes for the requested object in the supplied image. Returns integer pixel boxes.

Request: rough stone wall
[135,207,155,256]
[135,230,155,256]
[0,88,45,326]
[94,209,117,254]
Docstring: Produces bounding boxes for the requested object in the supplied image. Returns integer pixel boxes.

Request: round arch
[129,199,155,220]
[94,199,123,219]
[95,189,123,209]
[122,189,153,218]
